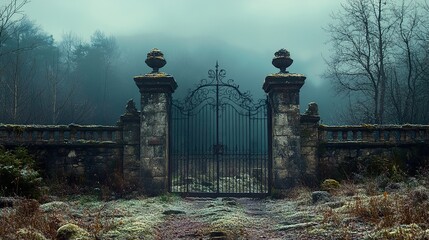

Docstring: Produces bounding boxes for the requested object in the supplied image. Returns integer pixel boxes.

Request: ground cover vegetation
[2,145,429,239]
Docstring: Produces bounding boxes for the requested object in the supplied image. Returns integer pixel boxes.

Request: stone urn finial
[272,49,293,73]
[145,48,166,73]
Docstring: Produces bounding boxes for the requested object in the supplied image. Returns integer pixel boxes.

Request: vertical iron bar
[267,100,272,195]
[260,106,263,193]
[232,106,235,193]
[228,105,232,193]
[215,62,220,194]
[202,106,206,190]
[246,109,252,193]
[186,111,190,193]
[169,106,172,192]
[235,107,239,193]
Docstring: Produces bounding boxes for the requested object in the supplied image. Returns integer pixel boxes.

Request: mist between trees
[0,0,129,125]
[1,0,429,125]
[325,0,429,124]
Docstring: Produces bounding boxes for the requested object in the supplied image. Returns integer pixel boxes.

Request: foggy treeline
[0,0,130,124]
[0,0,275,125]
[325,0,429,124]
[2,0,429,126]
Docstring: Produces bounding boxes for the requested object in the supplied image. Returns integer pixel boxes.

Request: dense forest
[0,1,130,124]
[1,0,429,125]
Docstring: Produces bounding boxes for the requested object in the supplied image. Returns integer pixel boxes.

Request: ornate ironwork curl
[174,62,264,116]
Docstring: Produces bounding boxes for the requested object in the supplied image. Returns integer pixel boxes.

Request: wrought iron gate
[169,63,270,197]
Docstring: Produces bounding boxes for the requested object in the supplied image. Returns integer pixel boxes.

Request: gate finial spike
[216,61,219,69]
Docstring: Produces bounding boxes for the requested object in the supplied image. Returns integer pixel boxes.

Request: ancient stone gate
[169,63,270,197]
[2,48,428,196]
[132,48,310,195]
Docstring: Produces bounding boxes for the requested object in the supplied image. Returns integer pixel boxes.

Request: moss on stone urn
[272,48,293,73]
[145,48,166,73]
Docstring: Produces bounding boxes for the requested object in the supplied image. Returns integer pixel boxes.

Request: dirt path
[153,197,322,239]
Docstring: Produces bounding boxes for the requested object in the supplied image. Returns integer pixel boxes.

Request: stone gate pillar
[263,49,306,190]
[134,48,177,195]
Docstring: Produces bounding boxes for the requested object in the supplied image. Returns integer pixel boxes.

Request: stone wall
[0,102,141,190]
[31,144,123,186]
[317,145,429,181]
[300,123,429,183]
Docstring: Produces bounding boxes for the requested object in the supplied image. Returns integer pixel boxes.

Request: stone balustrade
[318,124,429,145]
[0,124,123,146]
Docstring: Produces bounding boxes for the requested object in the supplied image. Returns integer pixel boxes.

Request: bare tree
[387,1,428,124]
[52,32,94,124]
[325,0,396,124]
[0,0,29,57]
[0,18,55,123]
[326,0,429,124]
[0,0,28,122]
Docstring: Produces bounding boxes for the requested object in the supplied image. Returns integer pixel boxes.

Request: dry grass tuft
[0,199,61,239]
[350,191,429,229]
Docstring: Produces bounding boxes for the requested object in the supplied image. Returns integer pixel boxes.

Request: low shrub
[0,147,42,198]
[321,179,340,192]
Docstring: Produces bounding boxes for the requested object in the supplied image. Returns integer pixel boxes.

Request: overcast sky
[23,0,343,122]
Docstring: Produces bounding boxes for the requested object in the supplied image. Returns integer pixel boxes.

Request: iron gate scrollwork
[169,62,271,197]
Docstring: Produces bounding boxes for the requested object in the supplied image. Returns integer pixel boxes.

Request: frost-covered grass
[3,177,429,239]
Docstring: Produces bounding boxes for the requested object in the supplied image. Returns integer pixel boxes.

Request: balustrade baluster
[387,130,393,142]
[27,130,32,141]
[418,129,424,141]
[71,130,76,141]
[36,130,43,142]
[352,130,358,141]
[49,130,55,142]
[379,130,385,142]
[342,131,348,141]
[399,129,407,142]
[420,129,427,141]
[362,131,370,141]
[332,131,338,142]
[59,130,64,142]
[107,131,113,141]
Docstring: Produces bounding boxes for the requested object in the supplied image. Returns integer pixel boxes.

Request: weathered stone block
[301,146,315,155]
[141,93,168,106]
[145,177,168,196]
[273,169,296,189]
[273,157,287,170]
[273,125,293,136]
[150,157,167,177]
[141,122,166,137]
[124,145,138,156]
[123,159,138,169]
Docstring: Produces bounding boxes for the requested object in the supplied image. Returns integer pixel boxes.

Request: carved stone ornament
[145,48,166,73]
[272,48,293,73]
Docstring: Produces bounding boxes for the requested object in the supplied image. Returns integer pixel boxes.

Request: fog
[117,34,339,123]
[16,0,344,124]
